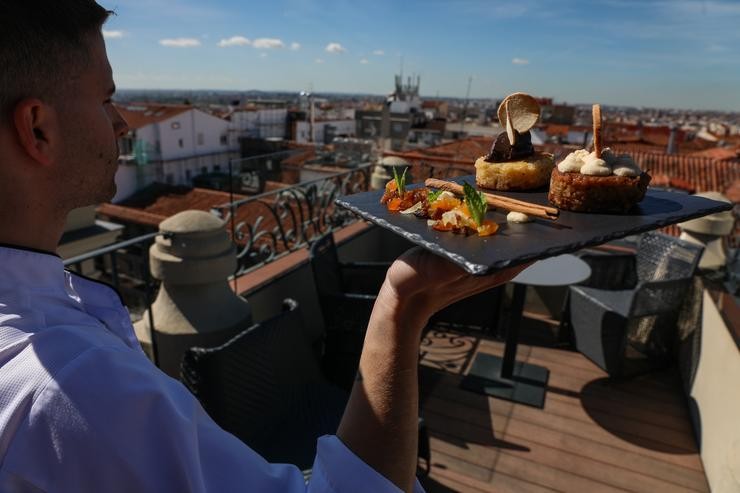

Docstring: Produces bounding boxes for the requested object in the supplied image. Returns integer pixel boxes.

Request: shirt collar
[0,244,141,351]
[0,245,67,294]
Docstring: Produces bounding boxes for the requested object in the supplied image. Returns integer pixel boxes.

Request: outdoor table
[460,254,591,408]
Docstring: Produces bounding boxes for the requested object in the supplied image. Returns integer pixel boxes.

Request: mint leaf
[462,181,487,227]
[393,166,407,195]
[427,189,443,202]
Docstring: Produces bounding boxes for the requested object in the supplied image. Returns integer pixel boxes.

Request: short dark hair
[0,1,112,119]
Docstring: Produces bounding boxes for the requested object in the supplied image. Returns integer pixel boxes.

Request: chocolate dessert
[475,93,554,191]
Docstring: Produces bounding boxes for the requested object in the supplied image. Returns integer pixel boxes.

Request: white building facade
[229,108,288,140]
[294,120,356,144]
[114,104,239,202]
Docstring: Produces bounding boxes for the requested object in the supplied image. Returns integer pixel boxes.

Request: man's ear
[12,99,60,167]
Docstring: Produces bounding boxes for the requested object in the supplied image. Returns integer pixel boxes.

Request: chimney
[134,210,252,377]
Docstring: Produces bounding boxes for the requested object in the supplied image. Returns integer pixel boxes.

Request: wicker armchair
[181,299,348,472]
[568,232,704,378]
[309,232,503,390]
[308,233,389,392]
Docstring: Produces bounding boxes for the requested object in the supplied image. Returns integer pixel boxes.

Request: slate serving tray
[336,175,733,275]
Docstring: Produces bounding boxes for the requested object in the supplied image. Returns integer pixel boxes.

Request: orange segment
[477,220,499,237]
[387,197,402,212]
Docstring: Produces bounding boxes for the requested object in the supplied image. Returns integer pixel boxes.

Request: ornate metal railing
[61,159,491,326]
[211,163,373,276]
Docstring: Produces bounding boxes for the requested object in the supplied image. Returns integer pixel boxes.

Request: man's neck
[0,201,67,254]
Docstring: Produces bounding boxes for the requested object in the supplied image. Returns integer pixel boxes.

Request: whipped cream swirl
[557,148,641,177]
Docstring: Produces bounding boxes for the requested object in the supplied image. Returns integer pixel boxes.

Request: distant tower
[393,74,421,102]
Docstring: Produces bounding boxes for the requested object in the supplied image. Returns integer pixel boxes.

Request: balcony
[65,167,738,492]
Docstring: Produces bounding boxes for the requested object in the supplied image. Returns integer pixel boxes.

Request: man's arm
[337,248,529,492]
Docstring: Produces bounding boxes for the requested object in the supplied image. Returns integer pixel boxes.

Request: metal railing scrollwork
[211,164,372,276]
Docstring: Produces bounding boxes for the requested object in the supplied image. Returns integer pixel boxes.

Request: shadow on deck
[417,313,709,493]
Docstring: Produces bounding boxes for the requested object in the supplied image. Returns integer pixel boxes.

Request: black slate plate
[336,175,733,275]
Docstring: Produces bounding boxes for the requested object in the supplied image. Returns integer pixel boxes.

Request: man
[0,1,527,491]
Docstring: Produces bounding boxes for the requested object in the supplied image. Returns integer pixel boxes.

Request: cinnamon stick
[425,178,559,221]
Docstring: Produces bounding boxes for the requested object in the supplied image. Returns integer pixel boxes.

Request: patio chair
[567,232,704,378]
[308,233,388,392]
[307,234,434,474]
[181,298,431,476]
[180,299,348,472]
[309,232,502,391]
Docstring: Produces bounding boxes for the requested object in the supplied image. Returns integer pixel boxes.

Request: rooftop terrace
[417,316,708,492]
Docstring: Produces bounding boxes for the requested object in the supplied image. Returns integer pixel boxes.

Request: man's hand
[338,249,531,492]
[375,247,532,337]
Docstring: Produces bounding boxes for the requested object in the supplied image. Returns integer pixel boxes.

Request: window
[171,122,181,130]
[178,139,184,148]
[197,133,204,146]
[201,166,208,174]
[220,135,228,146]
[166,173,174,185]
[214,165,221,172]
[118,137,134,155]
[185,169,192,181]
[155,140,161,152]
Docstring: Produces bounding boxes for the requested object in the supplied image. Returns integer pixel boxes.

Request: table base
[460,353,550,408]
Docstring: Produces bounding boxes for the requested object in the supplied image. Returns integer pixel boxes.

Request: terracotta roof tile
[115,103,193,130]
[98,185,248,227]
[97,184,325,258]
[390,137,491,164]
[544,124,570,137]
[687,147,740,161]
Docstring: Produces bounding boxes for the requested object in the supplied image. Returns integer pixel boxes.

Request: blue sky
[102,0,740,111]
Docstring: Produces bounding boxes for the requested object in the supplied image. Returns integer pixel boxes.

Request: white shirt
[0,246,424,492]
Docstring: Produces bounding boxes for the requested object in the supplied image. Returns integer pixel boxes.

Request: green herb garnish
[427,189,443,202]
[393,167,408,195]
[462,181,487,227]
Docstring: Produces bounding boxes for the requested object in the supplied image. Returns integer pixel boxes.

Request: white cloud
[218,36,251,47]
[315,58,325,64]
[103,30,125,39]
[260,53,268,58]
[325,42,346,54]
[512,57,530,65]
[707,43,728,52]
[360,58,369,64]
[372,50,384,56]
[290,42,301,51]
[160,38,201,48]
[252,38,285,49]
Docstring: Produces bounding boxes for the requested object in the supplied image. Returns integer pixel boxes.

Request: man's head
[0,1,111,120]
[0,0,129,211]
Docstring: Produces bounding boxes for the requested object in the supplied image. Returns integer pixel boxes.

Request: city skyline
[103,0,740,112]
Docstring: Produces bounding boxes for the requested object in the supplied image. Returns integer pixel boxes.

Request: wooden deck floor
[417,317,709,493]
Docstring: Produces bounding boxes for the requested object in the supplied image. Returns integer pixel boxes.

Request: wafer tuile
[505,101,516,146]
[592,104,603,159]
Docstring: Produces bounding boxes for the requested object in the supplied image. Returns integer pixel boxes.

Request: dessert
[548,105,651,213]
[380,167,427,212]
[475,92,555,191]
[425,183,499,237]
[380,170,499,237]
